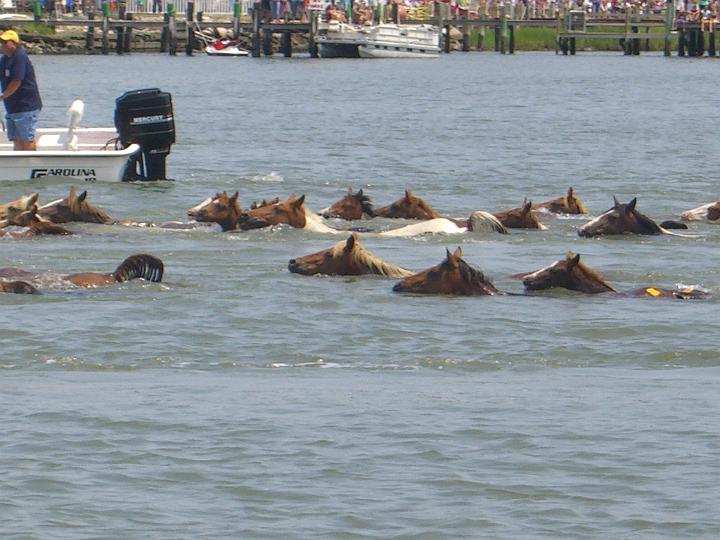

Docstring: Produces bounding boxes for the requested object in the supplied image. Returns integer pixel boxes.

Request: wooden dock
[4,2,717,58]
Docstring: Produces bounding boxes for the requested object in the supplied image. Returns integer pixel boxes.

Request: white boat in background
[318,21,440,58]
[0,88,175,183]
[205,38,250,57]
[359,23,440,58]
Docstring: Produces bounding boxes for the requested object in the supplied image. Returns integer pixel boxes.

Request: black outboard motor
[114,88,175,181]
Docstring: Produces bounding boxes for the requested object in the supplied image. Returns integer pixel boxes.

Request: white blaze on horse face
[523,260,560,281]
[187,197,213,216]
[38,198,64,211]
[578,208,612,233]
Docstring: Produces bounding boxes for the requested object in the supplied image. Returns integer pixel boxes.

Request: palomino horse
[493,199,547,230]
[288,233,414,277]
[38,186,113,224]
[679,201,720,223]
[373,190,441,220]
[0,206,73,238]
[518,252,709,299]
[393,247,499,295]
[534,187,588,215]
[377,211,507,237]
[320,188,375,220]
[0,192,39,220]
[576,197,687,237]
[0,254,164,289]
[189,192,342,234]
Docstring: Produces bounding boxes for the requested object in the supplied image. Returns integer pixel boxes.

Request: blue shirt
[0,47,42,114]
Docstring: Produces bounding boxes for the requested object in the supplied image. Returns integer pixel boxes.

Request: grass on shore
[471,26,677,52]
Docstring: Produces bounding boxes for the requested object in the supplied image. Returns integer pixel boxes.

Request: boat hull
[319,42,360,58]
[0,128,140,182]
[358,44,440,58]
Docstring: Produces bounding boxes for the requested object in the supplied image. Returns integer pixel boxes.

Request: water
[1,52,720,538]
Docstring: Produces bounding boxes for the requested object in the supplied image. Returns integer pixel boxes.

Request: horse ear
[613,195,621,208]
[347,187,353,195]
[522,200,532,214]
[230,192,239,205]
[568,253,581,269]
[357,188,363,197]
[404,189,412,199]
[78,190,88,203]
[567,187,574,198]
[292,194,306,208]
[627,198,637,212]
[345,233,357,252]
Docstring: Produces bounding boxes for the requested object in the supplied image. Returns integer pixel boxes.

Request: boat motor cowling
[114,88,175,181]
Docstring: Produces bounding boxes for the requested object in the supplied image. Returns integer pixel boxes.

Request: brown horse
[577,197,665,237]
[0,206,73,237]
[374,190,441,220]
[493,199,547,230]
[519,252,709,299]
[320,188,375,220]
[288,233,414,277]
[0,192,39,220]
[680,201,720,222]
[534,187,588,215]
[187,191,242,231]
[242,193,309,229]
[38,187,113,224]
[0,254,164,289]
[0,280,39,294]
[393,247,499,295]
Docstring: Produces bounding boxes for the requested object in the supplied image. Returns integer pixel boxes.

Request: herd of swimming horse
[1,185,718,298]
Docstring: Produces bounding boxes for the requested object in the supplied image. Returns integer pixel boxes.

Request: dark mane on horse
[578,197,662,237]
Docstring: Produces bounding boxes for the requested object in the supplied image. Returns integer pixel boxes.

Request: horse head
[392,247,498,295]
[6,205,72,236]
[288,233,413,277]
[38,186,112,224]
[187,191,241,231]
[493,199,546,229]
[578,196,662,237]
[536,187,588,214]
[519,252,617,294]
[0,279,39,294]
[0,191,39,220]
[374,190,440,220]
[241,193,307,230]
[320,188,374,220]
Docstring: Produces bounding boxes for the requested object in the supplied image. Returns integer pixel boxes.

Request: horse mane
[631,208,663,234]
[456,256,494,289]
[468,211,508,234]
[573,257,617,292]
[356,191,375,217]
[331,237,413,277]
[113,254,164,283]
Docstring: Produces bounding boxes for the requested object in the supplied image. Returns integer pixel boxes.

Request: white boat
[358,23,440,58]
[205,39,250,57]
[0,88,175,183]
[318,21,440,58]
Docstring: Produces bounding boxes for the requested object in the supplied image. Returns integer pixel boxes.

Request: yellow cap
[0,30,19,43]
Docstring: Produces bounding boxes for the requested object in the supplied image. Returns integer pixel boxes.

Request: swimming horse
[533,187,588,215]
[320,188,375,220]
[0,192,39,220]
[0,254,164,291]
[0,279,39,294]
[373,190,441,220]
[0,206,73,238]
[288,233,414,277]
[518,252,709,299]
[679,201,720,223]
[393,247,500,295]
[188,192,342,234]
[492,199,547,230]
[577,197,695,237]
[38,186,113,224]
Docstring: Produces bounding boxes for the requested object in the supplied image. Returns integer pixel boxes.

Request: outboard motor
[114,88,175,181]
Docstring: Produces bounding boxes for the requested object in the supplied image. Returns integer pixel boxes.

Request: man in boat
[0,30,42,151]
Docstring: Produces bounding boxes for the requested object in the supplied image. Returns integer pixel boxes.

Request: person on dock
[0,30,42,152]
